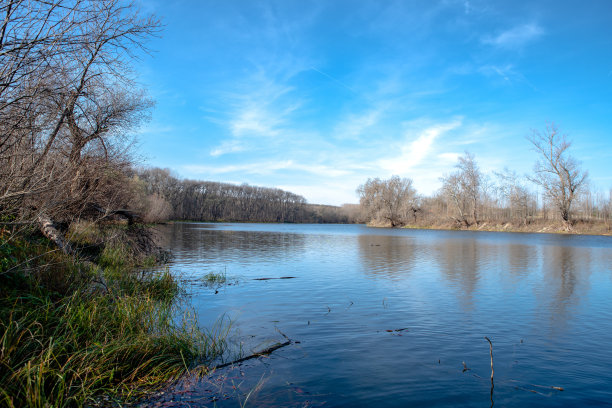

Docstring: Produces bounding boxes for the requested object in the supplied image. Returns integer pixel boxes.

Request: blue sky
[135,0,612,205]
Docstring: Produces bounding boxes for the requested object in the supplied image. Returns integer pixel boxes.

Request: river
[152,222,612,407]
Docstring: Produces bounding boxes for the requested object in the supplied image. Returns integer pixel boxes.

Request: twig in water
[506,379,564,392]
[484,336,494,382]
[275,327,290,341]
[485,336,494,407]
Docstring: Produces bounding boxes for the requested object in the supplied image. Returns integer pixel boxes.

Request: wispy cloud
[377,119,463,175]
[229,105,282,138]
[483,23,544,49]
[206,75,305,156]
[478,64,538,90]
[184,160,294,176]
[479,64,516,82]
[210,140,246,157]
[184,160,351,178]
[333,108,385,140]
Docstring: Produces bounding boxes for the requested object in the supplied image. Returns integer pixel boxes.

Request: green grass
[0,226,227,407]
[202,270,228,286]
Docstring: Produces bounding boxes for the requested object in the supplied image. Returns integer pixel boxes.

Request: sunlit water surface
[150,223,612,407]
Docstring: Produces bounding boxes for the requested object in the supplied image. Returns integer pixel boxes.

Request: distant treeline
[135,168,354,224]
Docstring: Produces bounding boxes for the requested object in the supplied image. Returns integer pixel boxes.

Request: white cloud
[184,160,352,178]
[277,182,360,206]
[377,119,463,175]
[483,23,544,49]
[184,160,294,176]
[437,152,461,163]
[229,106,282,138]
[210,140,246,157]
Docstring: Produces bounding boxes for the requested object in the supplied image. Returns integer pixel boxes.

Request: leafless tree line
[358,125,609,230]
[136,167,351,223]
[0,0,159,227]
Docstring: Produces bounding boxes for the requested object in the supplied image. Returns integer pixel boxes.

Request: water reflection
[539,245,591,324]
[358,234,416,280]
[434,238,483,309]
[158,223,307,268]
[505,243,537,278]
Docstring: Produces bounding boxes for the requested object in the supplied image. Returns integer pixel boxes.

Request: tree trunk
[38,214,76,256]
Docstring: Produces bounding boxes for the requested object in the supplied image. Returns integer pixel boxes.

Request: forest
[135,167,351,223]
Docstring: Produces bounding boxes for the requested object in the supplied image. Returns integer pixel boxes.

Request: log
[37,214,108,294]
[37,214,76,256]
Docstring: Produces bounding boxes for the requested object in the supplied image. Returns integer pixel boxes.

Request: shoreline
[166,219,612,237]
[367,220,612,237]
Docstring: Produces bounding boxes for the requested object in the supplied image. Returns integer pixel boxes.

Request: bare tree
[527,124,588,227]
[441,152,482,226]
[495,168,534,224]
[357,176,418,227]
[0,0,160,224]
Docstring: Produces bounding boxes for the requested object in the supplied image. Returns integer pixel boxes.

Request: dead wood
[210,330,293,371]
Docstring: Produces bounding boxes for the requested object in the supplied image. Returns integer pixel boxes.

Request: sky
[134,0,612,206]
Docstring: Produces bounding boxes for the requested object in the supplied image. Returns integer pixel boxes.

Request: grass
[202,270,228,286]
[0,225,227,407]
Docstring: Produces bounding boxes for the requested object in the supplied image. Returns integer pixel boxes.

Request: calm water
[153,223,612,407]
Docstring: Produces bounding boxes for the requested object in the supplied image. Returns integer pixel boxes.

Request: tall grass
[0,226,226,407]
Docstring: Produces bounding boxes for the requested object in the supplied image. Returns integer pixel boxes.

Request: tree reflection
[159,223,307,268]
[358,234,416,280]
[539,245,591,325]
[434,238,482,309]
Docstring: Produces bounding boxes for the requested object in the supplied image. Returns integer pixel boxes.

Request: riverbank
[367,219,612,236]
[0,222,225,407]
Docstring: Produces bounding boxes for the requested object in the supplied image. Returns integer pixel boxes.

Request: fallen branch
[253,277,296,280]
[211,334,293,370]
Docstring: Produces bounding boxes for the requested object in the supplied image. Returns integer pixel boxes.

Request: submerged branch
[211,329,293,371]
[212,340,292,370]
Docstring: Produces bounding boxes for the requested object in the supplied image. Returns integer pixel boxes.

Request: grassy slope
[0,224,226,407]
